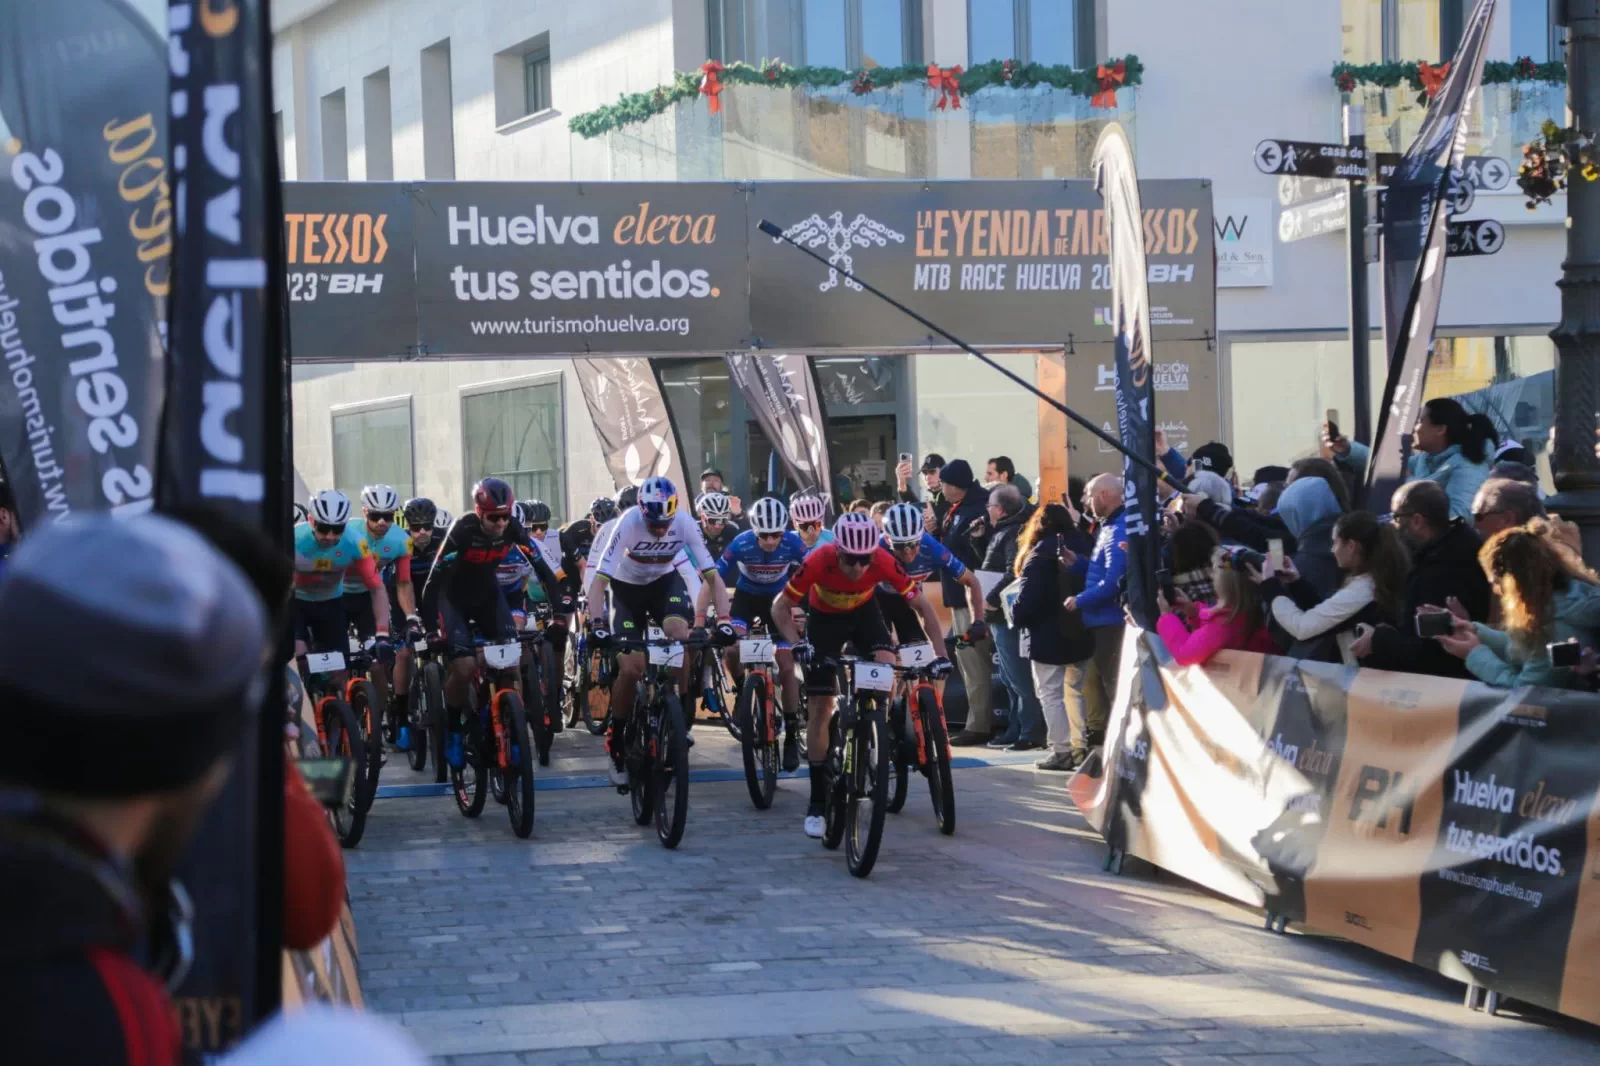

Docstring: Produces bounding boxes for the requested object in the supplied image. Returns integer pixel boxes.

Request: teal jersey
[343,521,413,593]
[293,522,378,602]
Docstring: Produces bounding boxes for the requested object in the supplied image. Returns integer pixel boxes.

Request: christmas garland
[1332,56,1566,95]
[569,55,1144,140]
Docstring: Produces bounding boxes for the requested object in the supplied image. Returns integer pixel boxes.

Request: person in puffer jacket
[1156,547,1277,666]
[1064,474,1129,749]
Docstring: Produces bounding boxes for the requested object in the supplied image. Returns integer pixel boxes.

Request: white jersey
[593,508,716,586]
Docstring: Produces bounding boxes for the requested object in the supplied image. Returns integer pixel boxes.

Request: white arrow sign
[1256,140,1286,174]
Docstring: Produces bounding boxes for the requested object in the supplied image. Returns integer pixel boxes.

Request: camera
[1415,610,1454,639]
[1548,640,1581,668]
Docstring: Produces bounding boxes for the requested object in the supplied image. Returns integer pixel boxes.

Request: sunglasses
[703,518,726,526]
[840,552,874,567]
[528,523,549,534]
[482,512,510,524]
[368,511,395,523]
[797,521,821,533]
[314,522,346,536]
[756,531,783,542]
[408,523,431,534]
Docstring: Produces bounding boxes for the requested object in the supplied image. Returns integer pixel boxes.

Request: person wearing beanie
[937,459,998,743]
[1189,441,1234,481]
[0,513,271,1066]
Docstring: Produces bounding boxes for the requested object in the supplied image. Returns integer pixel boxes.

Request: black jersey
[424,513,560,606]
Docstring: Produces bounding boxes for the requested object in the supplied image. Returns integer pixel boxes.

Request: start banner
[1071,630,1600,1025]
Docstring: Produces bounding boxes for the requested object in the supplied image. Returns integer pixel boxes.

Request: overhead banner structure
[725,353,832,502]
[1071,631,1600,1026]
[280,179,1215,360]
[1364,0,1496,511]
[571,356,689,492]
[1092,125,1158,629]
[0,0,168,528]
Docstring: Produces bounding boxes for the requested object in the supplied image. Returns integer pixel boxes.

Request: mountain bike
[818,654,893,878]
[689,630,736,738]
[401,629,447,777]
[299,647,371,848]
[884,642,956,834]
[614,629,707,849]
[520,601,562,767]
[341,633,387,812]
[733,632,783,809]
[449,631,537,838]
[572,622,616,736]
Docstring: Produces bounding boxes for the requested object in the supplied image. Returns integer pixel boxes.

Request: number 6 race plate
[740,638,775,664]
[855,661,895,692]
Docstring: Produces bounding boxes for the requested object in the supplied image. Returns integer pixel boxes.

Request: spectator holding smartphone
[1332,399,1495,521]
[1156,547,1277,666]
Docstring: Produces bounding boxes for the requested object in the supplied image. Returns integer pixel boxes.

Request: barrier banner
[571,356,689,492]
[282,903,363,1010]
[1070,630,1600,1025]
[0,0,167,528]
[725,352,833,504]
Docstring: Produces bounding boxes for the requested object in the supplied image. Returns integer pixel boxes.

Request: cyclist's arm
[530,552,563,608]
[393,552,416,618]
[703,567,731,622]
[959,567,986,620]
[694,575,715,626]
[585,570,610,614]
[911,589,944,648]
[771,589,802,645]
[351,555,392,635]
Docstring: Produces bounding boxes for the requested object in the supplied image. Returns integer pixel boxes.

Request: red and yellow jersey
[784,544,917,614]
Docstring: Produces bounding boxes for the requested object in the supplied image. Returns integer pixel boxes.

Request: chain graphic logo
[779,212,904,293]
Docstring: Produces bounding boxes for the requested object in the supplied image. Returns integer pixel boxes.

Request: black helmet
[403,497,437,528]
[589,496,618,524]
[521,498,552,524]
[291,501,309,527]
[615,485,639,511]
[473,477,515,518]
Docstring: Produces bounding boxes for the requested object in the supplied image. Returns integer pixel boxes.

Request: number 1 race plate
[483,642,520,669]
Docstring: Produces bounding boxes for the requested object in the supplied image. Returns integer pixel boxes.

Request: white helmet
[749,496,787,534]
[309,489,352,526]
[790,493,826,524]
[883,502,923,544]
[833,512,879,555]
[434,507,454,531]
[696,491,732,519]
[361,484,400,512]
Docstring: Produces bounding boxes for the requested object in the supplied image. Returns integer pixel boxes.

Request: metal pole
[1548,0,1600,566]
[1346,103,1373,444]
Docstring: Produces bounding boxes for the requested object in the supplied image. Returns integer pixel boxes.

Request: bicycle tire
[523,651,553,767]
[821,714,847,851]
[921,687,956,835]
[452,710,488,819]
[736,672,778,810]
[540,640,561,735]
[885,695,909,815]
[654,693,690,849]
[845,701,889,878]
[584,650,611,736]
[320,696,368,848]
[405,665,429,773]
[500,690,536,839]
[563,635,582,728]
[628,713,654,826]
[348,679,383,813]
[424,661,448,784]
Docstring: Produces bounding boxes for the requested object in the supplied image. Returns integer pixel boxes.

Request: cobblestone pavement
[350,722,1600,1065]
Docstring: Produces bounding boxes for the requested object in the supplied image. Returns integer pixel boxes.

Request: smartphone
[1325,409,1341,440]
[1155,568,1177,605]
[898,452,914,466]
[1548,640,1582,668]
[297,756,354,809]
[1416,610,1454,638]
[1268,538,1286,571]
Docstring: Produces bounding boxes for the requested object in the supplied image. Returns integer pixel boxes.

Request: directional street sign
[1278,192,1349,243]
[1369,152,1509,191]
[1277,175,1345,207]
[1254,138,1369,179]
[1371,180,1475,224]
[1446,218,1505,257]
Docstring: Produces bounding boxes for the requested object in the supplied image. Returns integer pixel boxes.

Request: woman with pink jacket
[1156,547,1278,666]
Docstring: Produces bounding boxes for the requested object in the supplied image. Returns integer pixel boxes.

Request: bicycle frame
[472,637,523,771]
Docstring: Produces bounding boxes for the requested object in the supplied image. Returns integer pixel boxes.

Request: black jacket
[1196,499,1297,555]
[936,484,991,607]
[1363,520,1491,679]
[0,814,181,1065]
[1010,532,1095,664]
[980,505,1033,624]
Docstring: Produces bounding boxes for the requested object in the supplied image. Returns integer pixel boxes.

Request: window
[362,68,393,180]
[319,89,347,180]
[494,33,554,128]
[524,48,552,115]
[659,359,735,479]
[707,0,920,69]
[1510,0,1560,62]
[331,398,414,501]
[1341,0,1463,63]
[462,376,566,516]
[968,0,1094,67]
[421,39,454,179]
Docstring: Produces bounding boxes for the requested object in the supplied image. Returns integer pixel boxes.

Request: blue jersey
[717,529,809,594]
[343,521,412,594]
[880,531,965,590]
[496,543,535,591]
[294,523,377,602]
[799,528,834,553]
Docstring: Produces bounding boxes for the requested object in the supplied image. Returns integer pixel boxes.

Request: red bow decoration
[1091,60,1126,109]
[699,60,725,114]
[927,63,963,110]
[1418,60,1450,99]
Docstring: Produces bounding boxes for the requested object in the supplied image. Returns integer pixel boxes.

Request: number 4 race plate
[740,638,775,664]
[855,661,895,692]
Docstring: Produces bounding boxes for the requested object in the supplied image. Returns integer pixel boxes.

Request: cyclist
[423,477,564,771]
[695,491,739,559]
[340,485,420,739]
[711,496,809,771]
[497,503,538,629]
[585,476,734,787]
[771,512,949,839]
[554,496,614,668]
[878,502,989,646]
[388,496,445,752]
[293,490,390,691]
[790,492,833,551]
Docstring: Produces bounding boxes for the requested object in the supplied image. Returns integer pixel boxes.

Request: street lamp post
[1549,0,1600,565]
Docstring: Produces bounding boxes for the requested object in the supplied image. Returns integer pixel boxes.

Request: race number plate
[897,642,935,668]
[1019,631,1032,658]
[413,639,430,653]
[648,642,684,667]
[348,636,363,655]
[855,661,895,692]
[305,651,345,675]
[740,638,775,664]
[483,642,520,669]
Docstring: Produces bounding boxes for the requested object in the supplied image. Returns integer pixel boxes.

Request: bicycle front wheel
[845,700,889,878]
[821,714,847,851]
[736,672,777,810]
[885,696,909,815]
[921,687,956,835]
[348,679,383,813]
[584,651,611,736]
[500,690,536,839]
[321,696,368,849]
[424,661,448,783]
[452,711,488,819]
[523,652,553,767]
[654,693,691,849]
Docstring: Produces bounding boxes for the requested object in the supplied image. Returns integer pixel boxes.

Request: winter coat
[1262,572,1385,663]
[1363,520,1490,679]
[1011,532,1094,664]
[1464,581,1600,689]
[936,483,991,608]
[1069,508,1130,629]
[1156,604,1278,666]
[981,504,1032,625]
[1275,477,1343,600]
[1408,443,1492,522]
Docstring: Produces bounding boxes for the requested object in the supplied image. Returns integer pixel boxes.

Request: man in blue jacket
[1064,474,1128,748]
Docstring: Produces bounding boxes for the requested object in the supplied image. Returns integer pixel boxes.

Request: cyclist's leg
[439,596,477,727]
[802,608,855,833]
[388,594,413,741]
[753,594,799,720]
[343,590,388,707]
[654,573,694,698]
[608,581,647,725]
[302,598,351,688]
[489,590,522,696]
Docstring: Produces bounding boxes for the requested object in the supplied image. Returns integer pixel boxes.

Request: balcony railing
[1342,80,1565,163]
[587,81,1136,182]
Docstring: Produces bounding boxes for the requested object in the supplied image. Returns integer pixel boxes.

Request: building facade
[275,0,1568,516]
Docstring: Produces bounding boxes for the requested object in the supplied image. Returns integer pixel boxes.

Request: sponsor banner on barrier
[1070,630,1600,1025]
